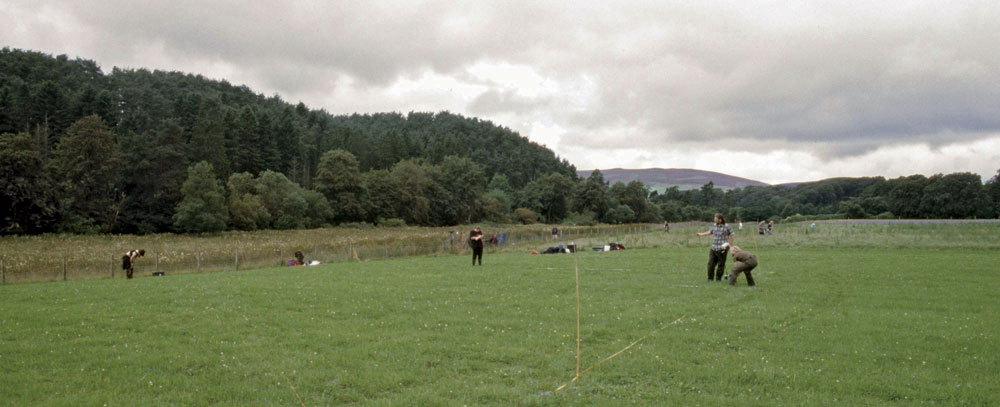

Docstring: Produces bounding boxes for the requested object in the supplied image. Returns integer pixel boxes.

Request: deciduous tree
[173,161,228,233]
[314,149,366,223]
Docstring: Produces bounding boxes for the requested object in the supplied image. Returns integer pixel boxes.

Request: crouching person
[728,245,757,286]
[122,249,145,279]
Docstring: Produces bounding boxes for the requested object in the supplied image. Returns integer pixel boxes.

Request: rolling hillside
[578,168,769,191]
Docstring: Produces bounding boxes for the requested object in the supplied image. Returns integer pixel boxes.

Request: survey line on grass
[573,245,582,379]
[290,383,307,407]
[552,235,714,392]
[554,315,687,392]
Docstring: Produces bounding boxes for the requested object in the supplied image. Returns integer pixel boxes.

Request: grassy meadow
[0,224,649,283]
[0,222,997,405]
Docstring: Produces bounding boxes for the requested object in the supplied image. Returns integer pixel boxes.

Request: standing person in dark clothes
[468,226,484,266]
[121,249,145,279]
[727,245,757,286]
[695,213,735,281]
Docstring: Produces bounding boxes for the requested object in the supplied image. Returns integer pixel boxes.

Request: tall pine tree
[49,115,121,233]
[231,106,262,175]
[0,132,56,233]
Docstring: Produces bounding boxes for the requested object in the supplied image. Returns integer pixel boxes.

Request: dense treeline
[2,48,998,235]
[0,48,575,234]
[651,173,1000,223]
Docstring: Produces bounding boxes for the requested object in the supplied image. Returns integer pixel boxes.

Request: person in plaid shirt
[695,213,735,281]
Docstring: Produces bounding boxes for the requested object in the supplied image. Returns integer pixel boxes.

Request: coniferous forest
[2,48,999,235]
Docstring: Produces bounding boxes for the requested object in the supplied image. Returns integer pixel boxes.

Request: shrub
[784,213,809,223]
[379,218,407,227]
[340,222,375,230]
[513,208,538,224]
[841,202,868,219]
[603,204,636,224]
[562,211,597,226]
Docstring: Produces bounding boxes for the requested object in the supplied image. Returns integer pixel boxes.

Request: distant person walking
[469,226,484,266]
[738,221,743,231]
[727,245,757,286]
[767,220,774,235]
[121,249,145,279]
[758,220,766,235]
[696,213,735,281]
[664,221,670,233]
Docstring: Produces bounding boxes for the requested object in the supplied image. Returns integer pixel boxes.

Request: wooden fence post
[197,252,201,270]
[2,259,5,284]
[63,257,67,281]
[155,253,159,272]
[235,248,239,270]
[111,255,115,279]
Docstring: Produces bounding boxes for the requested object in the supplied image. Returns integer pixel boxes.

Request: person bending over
[727,245,757,286]
[122,249,146,279]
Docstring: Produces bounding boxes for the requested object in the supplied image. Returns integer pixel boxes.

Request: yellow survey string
[554,315,686,392]
[574,246,582,379]
[751,226,761,274]
[289,383,306,407]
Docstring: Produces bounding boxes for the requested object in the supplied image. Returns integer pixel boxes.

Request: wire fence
[0,224,660,285]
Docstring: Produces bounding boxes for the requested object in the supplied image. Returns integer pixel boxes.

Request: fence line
[0,224,658,285]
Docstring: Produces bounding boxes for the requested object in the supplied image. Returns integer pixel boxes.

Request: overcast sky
[3,0,999,184]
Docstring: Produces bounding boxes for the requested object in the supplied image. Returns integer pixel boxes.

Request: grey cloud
[7,0,1000,163]
[467,89,551,116]
[566,6,1000,158]
[54,0,569,87]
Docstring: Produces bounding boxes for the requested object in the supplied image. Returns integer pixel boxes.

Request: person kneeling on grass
[727,245,757,286]
[288,251,305,266]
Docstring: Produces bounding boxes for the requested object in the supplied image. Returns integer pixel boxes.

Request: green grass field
[1,224,997,405]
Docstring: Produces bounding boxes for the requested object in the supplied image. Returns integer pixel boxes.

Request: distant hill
[577,168,769,191]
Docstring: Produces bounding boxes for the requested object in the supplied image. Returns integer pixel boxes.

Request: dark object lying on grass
[542,244,565,254]
[592,242,626,252]
[541,243,576,254]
